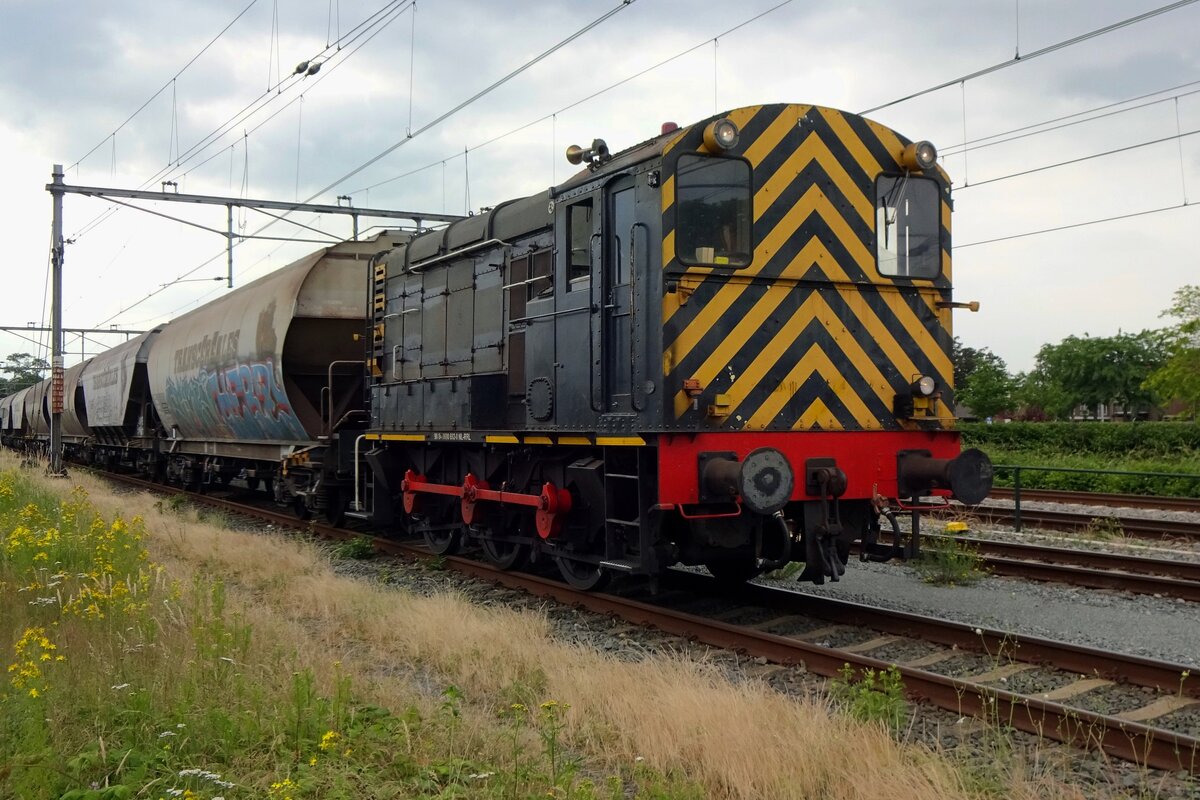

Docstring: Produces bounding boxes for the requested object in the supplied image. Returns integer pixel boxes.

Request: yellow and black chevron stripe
[661,104,955,433]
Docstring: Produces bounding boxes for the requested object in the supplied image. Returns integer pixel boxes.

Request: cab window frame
[673,152,755,270]
[873,172,942,280]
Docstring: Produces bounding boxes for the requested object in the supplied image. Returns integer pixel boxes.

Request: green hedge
[960,422,1200,496]
[960,422,1200,458]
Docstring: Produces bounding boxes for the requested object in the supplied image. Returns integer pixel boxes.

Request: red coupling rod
[401,470,571,538]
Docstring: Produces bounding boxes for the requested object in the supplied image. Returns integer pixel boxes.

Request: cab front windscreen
[675,154,752,268]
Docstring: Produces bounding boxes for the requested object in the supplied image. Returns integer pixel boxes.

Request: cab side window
[567,200,592,291]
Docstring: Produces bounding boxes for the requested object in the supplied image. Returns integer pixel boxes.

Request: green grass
[0,467,701,799]
[829,664,908,734]
[333,534,376,560]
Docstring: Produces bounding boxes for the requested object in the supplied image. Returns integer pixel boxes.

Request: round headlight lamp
[901,140,938,171]
[703,118,741,152]
[912,375,937,397]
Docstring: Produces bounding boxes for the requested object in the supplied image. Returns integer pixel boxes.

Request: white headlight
[915,376,936,397]
[703,118,741,152]
[902,140,938,171]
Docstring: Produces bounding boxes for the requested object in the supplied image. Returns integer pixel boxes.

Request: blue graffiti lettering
[165,357,307,441]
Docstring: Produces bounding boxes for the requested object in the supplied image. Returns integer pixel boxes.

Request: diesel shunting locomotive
[2,102,992,590]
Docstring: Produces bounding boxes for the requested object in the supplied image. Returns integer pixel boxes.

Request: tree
[951,339,1014,418]
[0,352,48,395]
[1146,285,1200,419]
[1026,331,1167,419]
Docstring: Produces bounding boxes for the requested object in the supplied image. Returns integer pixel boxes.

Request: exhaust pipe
[897,448,993,505]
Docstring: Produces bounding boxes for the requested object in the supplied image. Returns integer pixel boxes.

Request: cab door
[596,175,637,414]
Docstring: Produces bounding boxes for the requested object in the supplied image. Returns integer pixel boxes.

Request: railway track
[961,504,1200,542]
[91,470,1200,775]
[882,533,1200,603]
[989,487,1200,513]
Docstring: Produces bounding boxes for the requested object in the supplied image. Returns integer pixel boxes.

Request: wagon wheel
[293,496,312,520]
[324,488,346,527]
[554,554,609,591]
[245,475,261,492]
[478,515,528,570]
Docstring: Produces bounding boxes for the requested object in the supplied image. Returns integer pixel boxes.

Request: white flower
[111,683,131,691]
[973,628,983,636]
[468,772,495,780]
[635,756,645,763]
[158,730,178,738]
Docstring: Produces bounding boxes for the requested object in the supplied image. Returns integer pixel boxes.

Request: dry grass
[22,458,1089,799]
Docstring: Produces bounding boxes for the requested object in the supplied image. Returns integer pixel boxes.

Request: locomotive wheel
[422,525,461,555]
[554,555,610,591]
[479,532,527,570]
[704,557,764,585]
[416,513,461,555]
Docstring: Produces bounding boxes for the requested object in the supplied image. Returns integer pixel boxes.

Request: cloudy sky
[1,0,1197,374]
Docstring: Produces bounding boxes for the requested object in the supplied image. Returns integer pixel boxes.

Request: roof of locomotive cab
[401,191,552,269]
[552,102,952,191]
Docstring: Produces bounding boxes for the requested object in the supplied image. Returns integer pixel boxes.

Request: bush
[960,422,1200,496]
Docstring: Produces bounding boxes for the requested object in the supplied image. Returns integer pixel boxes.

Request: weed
[1084,516,1125,540]
[165,493,188,514]
[334,534,376,560]
[913,536,986,586]
[829,664,908,734]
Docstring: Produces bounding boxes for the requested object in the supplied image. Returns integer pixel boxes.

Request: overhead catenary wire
[955,128,1200,191]
[69,0,260,171]
[92,0,632,328]
[940,78,1200,156]
[304,0,640,206]
[69,0,412,243]
[351,0,794,195]
[956,202,1197,249]
[860,0,1200,114]
[75,0,1195,335]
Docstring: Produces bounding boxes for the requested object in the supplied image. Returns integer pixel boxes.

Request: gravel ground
[768,556,1200,668]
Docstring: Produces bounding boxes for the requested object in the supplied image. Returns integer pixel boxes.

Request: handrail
[990,463,1200,531]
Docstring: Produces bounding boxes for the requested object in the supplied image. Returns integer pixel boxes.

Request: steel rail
[863,533,1200,602]
[989,487,1200,513]
[965,506,1200,542]
[93,471,1200,774]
